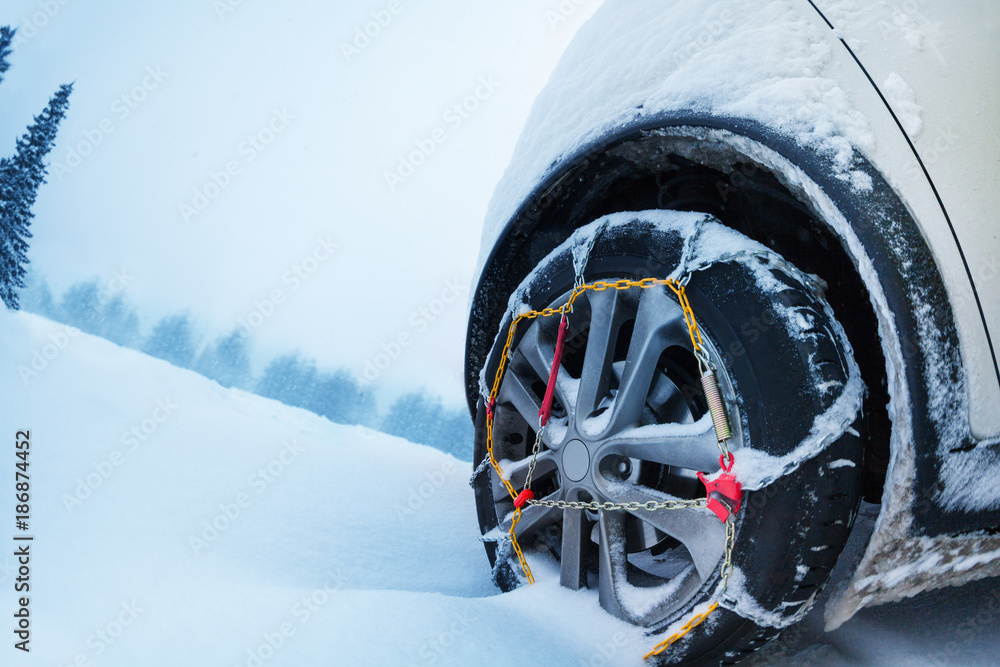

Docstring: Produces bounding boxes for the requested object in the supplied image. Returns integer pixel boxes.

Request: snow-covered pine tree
[381,390,473,458]
[309,368,376,426]
[142,313,198,369]
[193,329,252,389]
[99,294,140,348]
[255,353,318,406]
[59,279,102,333]
[0,27,13,85]
[381,392,442,444]
[0,73,73,309]
[429,407,474,459]
[17,269,57,317]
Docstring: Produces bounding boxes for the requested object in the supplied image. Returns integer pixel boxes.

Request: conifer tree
[17,269,57,317]
[309,368,377,425]
[0,27,13,85]
[0,69,73,308]
[194,329,252,389]
[142,313,198,368]
[255,353,317,405]
[59,279,102,333]
[99,294,140,348]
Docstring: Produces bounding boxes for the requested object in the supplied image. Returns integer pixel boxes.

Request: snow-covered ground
[0,310,649,666]
[4,308,1000,666]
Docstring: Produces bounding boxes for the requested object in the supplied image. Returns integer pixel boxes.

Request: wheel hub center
[561,439,591,482]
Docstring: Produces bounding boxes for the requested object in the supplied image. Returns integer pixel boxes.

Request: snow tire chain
[526,498,706,512]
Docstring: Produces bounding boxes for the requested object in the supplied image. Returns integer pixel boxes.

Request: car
[464,1,1000,663]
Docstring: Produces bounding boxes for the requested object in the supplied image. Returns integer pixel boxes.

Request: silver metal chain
[522,427,545,494]
[520,496,736,594]
[526,497,706,512]
[721,516,736,591]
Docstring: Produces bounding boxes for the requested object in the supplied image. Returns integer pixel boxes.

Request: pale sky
[0,0,601,408]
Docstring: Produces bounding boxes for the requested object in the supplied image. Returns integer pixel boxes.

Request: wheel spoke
[517,324,574,422]
[598,510,629,620]
[491,463,512,502]
[517,322,554,381]
[499,371,542,428]
[647,372,697,424]
[560,508,588,590]
[576,289,622,420]
[605,288,688,435]
[601,414,721,472]
[501,449,557,490]
[603,483,725,582]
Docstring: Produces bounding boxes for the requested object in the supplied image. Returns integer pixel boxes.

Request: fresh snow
[721,567,816,630]
[880,72,923,138]
[0,310,658,666]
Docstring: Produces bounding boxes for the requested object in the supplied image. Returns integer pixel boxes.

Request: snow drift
[0,310,656,666]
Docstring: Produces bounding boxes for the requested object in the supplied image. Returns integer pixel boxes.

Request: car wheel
[471,212,863,664]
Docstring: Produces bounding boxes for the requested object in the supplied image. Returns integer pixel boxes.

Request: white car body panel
[814,0,1000,437]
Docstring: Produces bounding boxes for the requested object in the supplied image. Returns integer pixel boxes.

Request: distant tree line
[17,273,473,460]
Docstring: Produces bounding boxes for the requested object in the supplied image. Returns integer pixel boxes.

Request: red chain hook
[698,452,742,522]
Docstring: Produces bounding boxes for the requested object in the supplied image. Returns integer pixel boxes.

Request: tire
[471,213,863,665]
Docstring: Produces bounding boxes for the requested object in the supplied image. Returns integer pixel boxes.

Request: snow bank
[0,310,657,666]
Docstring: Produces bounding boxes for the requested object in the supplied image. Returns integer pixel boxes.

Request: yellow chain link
[643,602,719,660]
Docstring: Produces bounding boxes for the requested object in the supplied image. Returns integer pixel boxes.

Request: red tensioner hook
[697,453,742,522]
